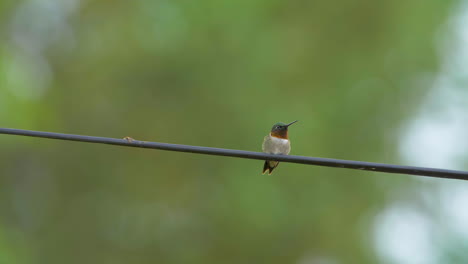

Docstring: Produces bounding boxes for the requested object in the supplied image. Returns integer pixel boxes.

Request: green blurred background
[2,0,468,263]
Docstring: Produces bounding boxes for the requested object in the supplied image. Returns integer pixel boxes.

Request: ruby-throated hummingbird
[262,120,298,174]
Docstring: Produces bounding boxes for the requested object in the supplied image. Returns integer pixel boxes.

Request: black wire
[0,127,467,180]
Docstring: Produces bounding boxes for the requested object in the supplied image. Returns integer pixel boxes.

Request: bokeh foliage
[0,0,458,263]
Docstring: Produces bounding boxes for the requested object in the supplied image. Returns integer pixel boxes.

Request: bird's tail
[262,161,279,175]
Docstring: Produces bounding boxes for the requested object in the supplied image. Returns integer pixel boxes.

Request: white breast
[262,134,291,155]
[271,136,289,145]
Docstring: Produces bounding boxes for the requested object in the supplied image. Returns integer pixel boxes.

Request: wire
[0,127,467,180]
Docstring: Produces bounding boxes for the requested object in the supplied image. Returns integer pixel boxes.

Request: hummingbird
[262,120,298,175]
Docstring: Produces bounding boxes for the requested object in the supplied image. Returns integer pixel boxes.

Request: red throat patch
[270,130,288,139]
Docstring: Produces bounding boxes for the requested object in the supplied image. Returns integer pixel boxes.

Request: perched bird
[262,120,298,174]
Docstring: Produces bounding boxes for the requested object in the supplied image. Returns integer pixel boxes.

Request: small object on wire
[123,136,135,142]
[0,127,467,181]
[262,120,298,175]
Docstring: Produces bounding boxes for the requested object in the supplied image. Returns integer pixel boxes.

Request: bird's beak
[286,120,298,127]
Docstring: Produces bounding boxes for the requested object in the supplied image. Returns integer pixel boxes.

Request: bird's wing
[262,135,272,153]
